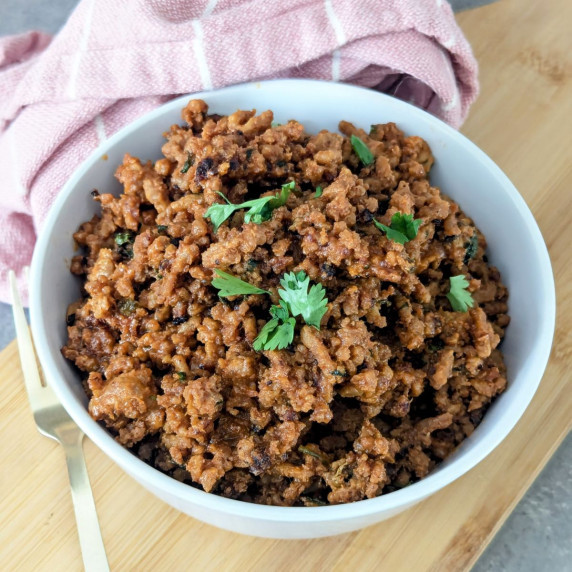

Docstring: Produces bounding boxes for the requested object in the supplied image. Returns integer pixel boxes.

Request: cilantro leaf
[211,270,269,297]
[180,152,194,174]
[447,275,475,312]
[350,135,374,166]
[114,231,133,246]
[314,186,323,198]
[253,303,296,351]
[278,271,328,329]
[244,181,294,224]
[391,212,423,238]
[463,232,478,265]
[203,192,239,232]
[242,196,276,225]
[270,300,291,323]
[374,212,423,245]
[253,318,279,351]
[204,181,294,232]
[374,221,408,244]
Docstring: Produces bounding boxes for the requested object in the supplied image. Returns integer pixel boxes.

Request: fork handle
[64,433,110,572]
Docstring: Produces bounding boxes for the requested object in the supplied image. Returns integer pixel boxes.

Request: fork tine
[9,270,45,402]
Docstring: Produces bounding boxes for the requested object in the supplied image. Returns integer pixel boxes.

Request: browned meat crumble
[62,99,509,506]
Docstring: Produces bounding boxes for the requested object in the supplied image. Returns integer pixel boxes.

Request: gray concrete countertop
[1,1,569,570]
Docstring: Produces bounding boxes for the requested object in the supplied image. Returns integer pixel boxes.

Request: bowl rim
[30,78,556,522]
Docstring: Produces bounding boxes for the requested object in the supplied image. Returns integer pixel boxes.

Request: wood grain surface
[1,0,571,570]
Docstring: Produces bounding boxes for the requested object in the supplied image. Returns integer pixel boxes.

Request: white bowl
[30,79,555,539]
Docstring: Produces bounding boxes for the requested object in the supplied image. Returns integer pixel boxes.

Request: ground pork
[62,99,509,506]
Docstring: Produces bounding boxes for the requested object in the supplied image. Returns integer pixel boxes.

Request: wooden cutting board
[2,0,571,569]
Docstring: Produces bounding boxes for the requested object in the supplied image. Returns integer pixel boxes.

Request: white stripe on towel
[191,19,213,90]
[203,0,219,17]
[324,0,346,81]
[67,0,96,99]
[94,114,107,143]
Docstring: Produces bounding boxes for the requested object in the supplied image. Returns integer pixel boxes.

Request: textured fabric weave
[0,0,478,303]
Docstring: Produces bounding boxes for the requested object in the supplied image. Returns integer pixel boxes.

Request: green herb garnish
[374,213,423,245]
[252,271,329,351]
[298,446,330,466]
[203,194,237,233]
[118,299,137,316]
[253,302,296,351]
[114,232,133,246]
[302,497,327,506]
[180,152,194,174]
[243,181,293,224]
[157,225,168,234]
[176,372,187,381]
[463,232,478,265]
[211,269,270,297]
[330,369,347,377]
[204,181,294,232]
[350,134,374,166]
[298,446,322,460]
[210,269,329,351]
[314,186,323,198]
[447,275,475,312]
[278,271,328,329]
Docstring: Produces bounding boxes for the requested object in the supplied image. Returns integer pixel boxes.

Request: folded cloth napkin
[0,0,478,304]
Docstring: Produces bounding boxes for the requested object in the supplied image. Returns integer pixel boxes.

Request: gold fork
[9,270,109,572]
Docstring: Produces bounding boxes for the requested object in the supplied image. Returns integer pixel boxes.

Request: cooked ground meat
[62,99,510,506]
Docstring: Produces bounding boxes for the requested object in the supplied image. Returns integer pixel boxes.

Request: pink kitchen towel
[0,0,478,304]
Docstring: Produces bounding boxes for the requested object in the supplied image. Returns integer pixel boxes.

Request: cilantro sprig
[447,275,475,312]
[350,135,374,166]
[253,271,329,350]
[278,271,328,329]
[210,268,329,351]
[204,181,294,232]
[374,212,423,245]
[211,270,269,297]
[252,302,296,351]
